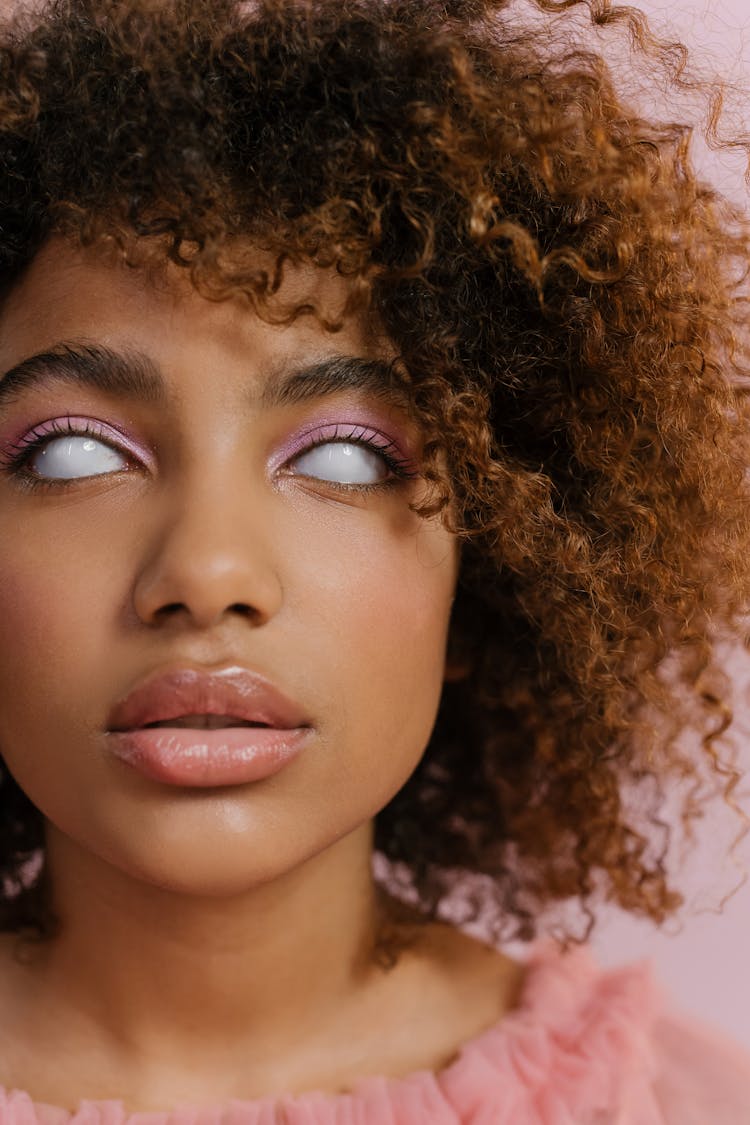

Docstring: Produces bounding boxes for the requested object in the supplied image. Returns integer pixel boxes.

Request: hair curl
[1,0,750,954]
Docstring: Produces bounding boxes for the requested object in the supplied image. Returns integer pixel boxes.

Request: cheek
[0,548,85,803]
[0,525,122,738]
[292,510,457,749]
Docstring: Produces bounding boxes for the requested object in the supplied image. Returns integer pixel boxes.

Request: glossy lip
[105,665,313,788]
[107,665,311,732]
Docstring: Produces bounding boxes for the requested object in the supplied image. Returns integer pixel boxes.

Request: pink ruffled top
[2,938,749,1125]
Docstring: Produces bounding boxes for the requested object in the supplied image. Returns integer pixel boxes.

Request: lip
[107,665,310,732]
[105,665,312,788]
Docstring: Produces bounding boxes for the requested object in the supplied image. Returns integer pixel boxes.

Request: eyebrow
[0,342,414,416]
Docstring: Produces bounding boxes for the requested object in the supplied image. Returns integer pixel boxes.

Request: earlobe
[443,611,471,683]
[443,658,471,683]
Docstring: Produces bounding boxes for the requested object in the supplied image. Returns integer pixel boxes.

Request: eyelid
[0,414,420,492]
[1,415,155,470]
[269,419,418,478]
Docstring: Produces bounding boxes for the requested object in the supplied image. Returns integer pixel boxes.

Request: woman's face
[0,238,459,896]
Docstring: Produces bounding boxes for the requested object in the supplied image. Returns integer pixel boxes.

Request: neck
[7,820,413,1085]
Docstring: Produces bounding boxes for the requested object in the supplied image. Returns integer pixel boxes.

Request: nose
[131,471,284,631]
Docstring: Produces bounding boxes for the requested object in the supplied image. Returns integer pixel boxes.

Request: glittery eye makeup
[0,414,152,488]
[0,409,421,495]
[283,420,422,490]
[272,420,420,492]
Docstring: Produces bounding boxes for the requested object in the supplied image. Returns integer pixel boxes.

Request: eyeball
[32,436,128,480]
[292,441,389,485]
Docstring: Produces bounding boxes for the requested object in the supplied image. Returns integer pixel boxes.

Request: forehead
[0,236,389,370]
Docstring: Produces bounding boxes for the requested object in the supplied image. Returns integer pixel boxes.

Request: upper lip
[107,666,310,732]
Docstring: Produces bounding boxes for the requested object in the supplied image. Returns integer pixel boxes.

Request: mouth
[107,665,309,734]
[107,722,311,787]
[105,665,312,787]
[140,715,272,730]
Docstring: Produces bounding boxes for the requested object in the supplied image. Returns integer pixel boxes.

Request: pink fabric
[2,938,749,1124]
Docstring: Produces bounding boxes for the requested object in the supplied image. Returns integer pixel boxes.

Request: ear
[443,643,472,684]
[443,590,470,682]
[444,564,471,682]
[443,656,471,683]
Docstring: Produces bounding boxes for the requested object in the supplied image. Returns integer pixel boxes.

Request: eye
[292,440,390,486]
[30,434,128,479]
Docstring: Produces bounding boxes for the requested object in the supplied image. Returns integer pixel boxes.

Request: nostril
[157,603,255,620]
[154,604,186,619]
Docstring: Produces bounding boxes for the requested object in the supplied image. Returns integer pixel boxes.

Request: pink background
[516,0,750,1051]
[589,0,750,1051]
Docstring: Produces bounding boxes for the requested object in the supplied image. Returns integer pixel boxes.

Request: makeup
[0,409,154,461]
[105,665,313,788]
[107,725,312,787]
[268,409,419,479]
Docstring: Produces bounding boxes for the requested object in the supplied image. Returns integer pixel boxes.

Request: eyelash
[0,417,116,493]
[289,423,418,494]
[1,417,419,496]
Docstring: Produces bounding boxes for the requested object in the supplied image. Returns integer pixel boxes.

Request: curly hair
[1,0,750,955]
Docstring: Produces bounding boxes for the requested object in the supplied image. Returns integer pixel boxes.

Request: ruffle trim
[0,940,666,1125]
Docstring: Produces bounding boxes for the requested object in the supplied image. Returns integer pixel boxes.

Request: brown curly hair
[1,0,750,954]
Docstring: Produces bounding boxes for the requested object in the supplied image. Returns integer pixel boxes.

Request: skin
[0,237,525,1112]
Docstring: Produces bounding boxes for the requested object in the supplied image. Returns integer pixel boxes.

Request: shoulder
[461,937,750,1125]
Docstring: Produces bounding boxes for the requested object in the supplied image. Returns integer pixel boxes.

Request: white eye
[293,441,388,485]
[32,436,128,479]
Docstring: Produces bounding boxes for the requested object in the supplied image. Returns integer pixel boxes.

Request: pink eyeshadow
[0,414,156,467]
[268,408,420,475]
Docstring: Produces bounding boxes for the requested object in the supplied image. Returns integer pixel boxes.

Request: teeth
[145,715,264,730]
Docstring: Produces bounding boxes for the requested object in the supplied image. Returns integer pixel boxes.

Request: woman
[0,0,747,1120]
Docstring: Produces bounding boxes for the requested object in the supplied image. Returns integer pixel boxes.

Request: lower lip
[106,726,312,787]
